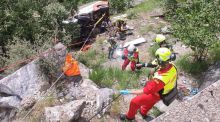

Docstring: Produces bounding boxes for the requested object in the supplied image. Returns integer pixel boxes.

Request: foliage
[89,67,149,89]
[209,43,220,63]
[176,55,208,75]
[109,0,134,14]
[126,0,161,15]
[1,38,38,73]
[149,44,160,59]
[78,48,106,69]
[166,0,220,61]
[150,106,163,117]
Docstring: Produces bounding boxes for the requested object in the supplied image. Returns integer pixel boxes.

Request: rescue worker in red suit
[119,48,177,121]
[122,44,139,71]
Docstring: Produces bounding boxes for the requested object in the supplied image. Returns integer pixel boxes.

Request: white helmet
[127,44,136,52]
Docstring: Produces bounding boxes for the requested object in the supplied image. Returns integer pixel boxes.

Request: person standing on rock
[122,44,139,71]
[119,48,178,121]
[62,53,82,86]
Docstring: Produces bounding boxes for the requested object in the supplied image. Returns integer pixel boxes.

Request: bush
[109,0,134,14]
[166,0,220,61]
[209,43,220,63]
[176,55,208,75]
[2,38,38,73]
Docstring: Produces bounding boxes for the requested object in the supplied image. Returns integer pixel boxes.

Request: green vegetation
[166,0,220,61]
[150,106,163,117]
[89,67,150,89]
[176,55,208,75]
[126,0,161,16]
[18,95,59,122]
[109,0,134,14]
[149,44,160,59]
[78,48,106,69]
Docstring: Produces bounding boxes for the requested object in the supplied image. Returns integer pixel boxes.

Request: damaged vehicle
[63,1,110,44]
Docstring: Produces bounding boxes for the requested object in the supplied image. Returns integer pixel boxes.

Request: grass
[126,0,162,16]
[78,48,107,69]
[149,44,160,58]
[89,67,150,89]
[208,44,220,63]
[18,95,59,122]
[150,106,163,117]
[176,55,208,75]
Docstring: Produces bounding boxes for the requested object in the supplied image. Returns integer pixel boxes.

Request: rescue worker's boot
[119,113,135,121]
[140,114,154,122]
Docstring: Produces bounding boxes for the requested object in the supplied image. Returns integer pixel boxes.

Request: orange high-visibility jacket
[63,53,81,76]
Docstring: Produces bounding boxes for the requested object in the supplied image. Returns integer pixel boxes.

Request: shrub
[109,0,134,14]
[176,55,208,75]
[208,42,220,63]
[2,38,37,74]
[166,0,220,61]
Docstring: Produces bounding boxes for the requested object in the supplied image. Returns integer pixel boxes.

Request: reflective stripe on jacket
[153,63,177,94]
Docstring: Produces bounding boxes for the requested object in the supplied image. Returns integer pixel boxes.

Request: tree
[167,0,220,61]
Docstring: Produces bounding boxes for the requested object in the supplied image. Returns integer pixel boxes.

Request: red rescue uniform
[122,48,139,71]
[126,64,175,119]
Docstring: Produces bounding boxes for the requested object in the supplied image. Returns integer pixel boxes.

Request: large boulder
[62,79,114,120]
[0,43,67,121]
[153,80,220,122]
[0,96,21,109]
[45,100,86,122]
[0,43,67,99]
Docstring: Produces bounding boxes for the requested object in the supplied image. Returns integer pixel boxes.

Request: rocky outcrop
[45,100,86,122]
[59,79,114,121]
[0,43,67,121]
[153,80,220,122]
[199,62,220,91]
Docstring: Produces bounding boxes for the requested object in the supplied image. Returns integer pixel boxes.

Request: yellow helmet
[155,48,171,61]
[155,34,166,43]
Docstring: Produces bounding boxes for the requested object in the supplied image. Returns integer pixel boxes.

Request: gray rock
[45,100,86,122]
[0,96,21,109]
[0,84,22,100]
[79,63,91,79]
[161,26,171,34]
[20,96,36,110]
[153,80,220,122]
[96,88,114,116]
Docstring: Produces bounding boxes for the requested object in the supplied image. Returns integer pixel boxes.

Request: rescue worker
[107,37,117,59]
[155,34,172,49]
[136,34,176,70]
[119,48,178,121]
[114,19,127,40]
[62,53,82,86]
[122,44,139,71]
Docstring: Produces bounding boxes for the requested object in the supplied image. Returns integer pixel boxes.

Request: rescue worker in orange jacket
[122,44,139,71]
[63,53,82,86]
[119,48,177,121]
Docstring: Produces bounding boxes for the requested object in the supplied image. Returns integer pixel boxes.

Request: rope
[22,72,64,121]
[0,13,106,73]
[87,72,136,121]
[21,13,107,121]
